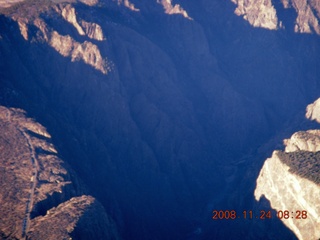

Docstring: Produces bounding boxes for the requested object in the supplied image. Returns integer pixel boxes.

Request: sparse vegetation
[278,150,320,185]
[0,106,77,238]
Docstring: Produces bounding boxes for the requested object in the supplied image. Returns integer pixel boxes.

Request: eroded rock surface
[0,106,119,239]
[1,0,110,74]
[231,0,320,34]
[290,0,320,34]
[306,98,320,123]
[28,195,120,240]
[231,0,278,30]
[255,151,320,240]
[157,0,192,20]
[255,99,320,240]
[284,130,320,152]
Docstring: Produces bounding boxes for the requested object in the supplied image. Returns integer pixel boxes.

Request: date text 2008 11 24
[212,210,308,220]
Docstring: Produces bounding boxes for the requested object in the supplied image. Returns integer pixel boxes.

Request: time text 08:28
[212,210,307,220]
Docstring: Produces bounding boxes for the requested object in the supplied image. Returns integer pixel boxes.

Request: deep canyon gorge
[0,0,320,239]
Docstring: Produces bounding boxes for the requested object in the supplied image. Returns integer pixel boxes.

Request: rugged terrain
[232,0,320,34]
[255,99,320,240]
[0,106,120,239]
[0,0,320,239]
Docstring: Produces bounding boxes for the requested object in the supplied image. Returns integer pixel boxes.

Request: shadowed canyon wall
[1,0,320,239]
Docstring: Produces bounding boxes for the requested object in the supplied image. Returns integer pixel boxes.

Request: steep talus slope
[255,99,320,240]
[0,0,320,239]
[0,106,120,239]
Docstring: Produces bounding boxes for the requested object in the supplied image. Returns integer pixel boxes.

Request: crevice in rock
[30,183,78,219]
[271,0,298,32]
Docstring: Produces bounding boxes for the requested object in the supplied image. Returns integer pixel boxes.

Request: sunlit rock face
[284,130,320,152]
[49,30,109,73]
[289,0,320,34]
[1,0,110,74]
[0,106,120,239]
[255,99,320,240]
[231,0,320,34]
[28,195,120,240]
[255,152,320,240]
[58,3,105,40]
[306,98,320,123]
[157,0,192,19]
[231,0,278,30]
[0,0,25,9]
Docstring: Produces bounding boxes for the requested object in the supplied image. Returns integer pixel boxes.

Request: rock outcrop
[231,0,278,30]
[1,0,110,74]
[284,130,320,152]
[306,98,320,123]
[289,0,320,35]
[157,0,192,20]
[255,99,320,240]
[231,0,320,34]
[28,195,119,240]
[0,106,120,239]
[58,4,105,41]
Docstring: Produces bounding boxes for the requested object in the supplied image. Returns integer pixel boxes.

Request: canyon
[0,0,320,239]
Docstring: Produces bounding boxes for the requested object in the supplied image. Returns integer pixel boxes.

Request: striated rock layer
[255,99,320,240]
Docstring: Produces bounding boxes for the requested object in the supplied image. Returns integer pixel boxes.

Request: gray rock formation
[255,99,320,240]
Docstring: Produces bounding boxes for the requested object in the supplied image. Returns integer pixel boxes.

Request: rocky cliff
[0,106,120,239]
[255,99,320,240]
[232,0,320,34]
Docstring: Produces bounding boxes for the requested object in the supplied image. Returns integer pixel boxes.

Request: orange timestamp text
[212,210,308,220]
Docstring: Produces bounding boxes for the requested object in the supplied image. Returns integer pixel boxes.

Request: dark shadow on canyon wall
[1,1,320,239]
